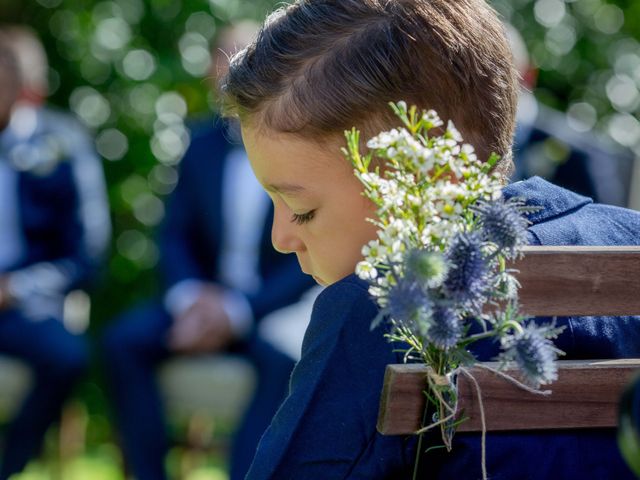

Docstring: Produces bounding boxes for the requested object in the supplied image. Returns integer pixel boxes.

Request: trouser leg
[101,302,172,480]
[0,311,88,480]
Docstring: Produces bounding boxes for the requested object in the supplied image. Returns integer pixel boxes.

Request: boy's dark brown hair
[220,0,518,176]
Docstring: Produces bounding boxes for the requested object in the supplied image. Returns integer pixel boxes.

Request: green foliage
[492,0,640,156]
[618,377,640,478]
[3,0,638,325]
[2,0,276,325]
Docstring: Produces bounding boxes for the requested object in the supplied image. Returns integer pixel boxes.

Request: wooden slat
[377,360,640,435]
[378,364,428,436]
[514,246,640,316]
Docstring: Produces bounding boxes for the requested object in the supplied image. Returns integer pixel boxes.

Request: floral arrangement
[344,102,564,477]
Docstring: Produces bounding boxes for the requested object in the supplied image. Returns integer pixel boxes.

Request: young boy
[220,0,640,478]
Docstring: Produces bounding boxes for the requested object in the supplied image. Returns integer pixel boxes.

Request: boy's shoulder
[307,274,375,337]
[303,273,401,364]
[504,176,640,246]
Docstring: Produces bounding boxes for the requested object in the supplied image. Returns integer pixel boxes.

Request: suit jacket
[246,177,640,479]
[158,118,315,323]
[0,106,110,319]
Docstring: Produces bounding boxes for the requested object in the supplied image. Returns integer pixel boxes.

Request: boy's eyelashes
[291,209,316,225]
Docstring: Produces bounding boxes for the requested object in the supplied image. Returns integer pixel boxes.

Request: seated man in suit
[101,23,316,480]
[0,30,110,479]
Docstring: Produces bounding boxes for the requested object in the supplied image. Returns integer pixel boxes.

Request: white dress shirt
[164,146,270,338]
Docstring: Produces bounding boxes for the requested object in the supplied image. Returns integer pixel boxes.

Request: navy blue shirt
[246,177,640,479]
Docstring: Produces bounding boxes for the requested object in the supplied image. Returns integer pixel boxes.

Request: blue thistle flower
[426,306,461,350]
[443,231,490,312]
[500,322,563,387]
[385,275,432,327]
[473,197,531,258]
[404,249,449,289]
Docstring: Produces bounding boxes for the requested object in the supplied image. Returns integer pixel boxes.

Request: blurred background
[0,0,638,479]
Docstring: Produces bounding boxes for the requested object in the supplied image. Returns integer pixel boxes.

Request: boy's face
[242,125,378,286]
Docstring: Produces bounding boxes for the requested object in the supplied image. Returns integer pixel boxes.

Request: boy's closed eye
[291,210,316,225]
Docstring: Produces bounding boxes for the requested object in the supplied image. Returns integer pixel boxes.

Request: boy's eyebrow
[265,182,306,196]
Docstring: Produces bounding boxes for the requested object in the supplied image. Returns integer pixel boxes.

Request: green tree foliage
[1,0,275,325]
[493,0,640,155]
[1,0,638,325]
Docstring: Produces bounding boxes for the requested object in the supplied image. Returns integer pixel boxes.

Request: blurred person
[508,25,635,207]
[101,22,316,480]
[0,27,110,479]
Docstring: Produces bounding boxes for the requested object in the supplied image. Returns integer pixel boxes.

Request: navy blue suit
[246,177,640,479]
[0,106,110,479]
[101,120,314,480]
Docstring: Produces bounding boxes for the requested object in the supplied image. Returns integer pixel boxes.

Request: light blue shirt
[164,145,270,337]
[0,158,23,272]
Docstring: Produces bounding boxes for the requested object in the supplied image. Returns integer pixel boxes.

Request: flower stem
[460,331,496,345]
[412,405,430,480]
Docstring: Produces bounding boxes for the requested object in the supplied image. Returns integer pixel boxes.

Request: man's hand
[0,276,12,311]
[167,284,234,354]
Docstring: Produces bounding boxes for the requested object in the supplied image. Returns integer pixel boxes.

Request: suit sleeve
[7,121,110,305]
[246,278,415,479]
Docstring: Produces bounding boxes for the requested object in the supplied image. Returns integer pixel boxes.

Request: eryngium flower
[404,249,448,289]
[499,323,563,387]
[383,276,432,328]
[444,231,489,312]
[426,306,461,350]
[474,197,531,259]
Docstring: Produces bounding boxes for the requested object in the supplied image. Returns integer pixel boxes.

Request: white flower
[367,128,408,150]
[461,143,477,162]
[446,120,463,142]
[379,219,409,243]
[422,109,444,128]
[356,261,378,281]
[377,271,394,289]
[362,240,387,265]
[368,285,386,301]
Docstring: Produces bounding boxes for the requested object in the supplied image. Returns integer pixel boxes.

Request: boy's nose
[271,207,305,255]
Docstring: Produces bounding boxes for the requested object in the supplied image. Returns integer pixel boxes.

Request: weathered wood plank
[378,364,428,436]
[377,360,640,435]
[514,246,640,316]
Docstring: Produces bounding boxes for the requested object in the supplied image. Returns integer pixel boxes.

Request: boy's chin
[310,270,357,287]
[312,275,328,287]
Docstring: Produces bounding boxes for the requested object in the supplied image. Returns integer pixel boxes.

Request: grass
[10,449,229,480]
